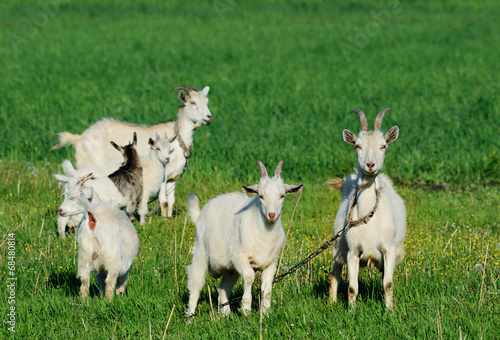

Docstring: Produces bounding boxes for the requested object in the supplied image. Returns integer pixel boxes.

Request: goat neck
[353,173,380,220]
[175,113,195,156]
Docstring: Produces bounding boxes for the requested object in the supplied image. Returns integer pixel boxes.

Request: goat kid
[186,161,303,317]
[58,173,139,301]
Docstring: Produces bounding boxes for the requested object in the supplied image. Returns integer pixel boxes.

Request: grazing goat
[51,86,212,218]
[329,108,406,309]
[54,132,142,225]
[186,161,303,316]
[62,133,175,225]
[58,173,139,301]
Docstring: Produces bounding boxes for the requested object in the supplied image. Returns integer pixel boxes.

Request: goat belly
[359,251,383,269]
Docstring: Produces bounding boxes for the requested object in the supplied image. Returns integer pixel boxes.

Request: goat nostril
[367,163,375,169]
[268,213,276,221]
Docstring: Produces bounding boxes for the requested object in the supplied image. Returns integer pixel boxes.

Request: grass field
[1,0,499,338]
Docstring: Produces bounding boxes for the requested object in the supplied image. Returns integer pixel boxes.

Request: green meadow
[1,0,499,338]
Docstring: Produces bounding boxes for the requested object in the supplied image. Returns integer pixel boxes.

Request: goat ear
[110,141,121,152]
[148,138,155,147]
[53,174,71,185]
[202,86,210,96]
[178,90,187,103]
[81,186,93,201]
[91,190,103,203]
[342,129,357,146]
[242,185,259,195]
[385,126,399,144]
[285,184,303,195]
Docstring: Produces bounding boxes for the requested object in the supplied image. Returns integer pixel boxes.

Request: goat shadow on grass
[311,278,384,309]
[49,269,101,298]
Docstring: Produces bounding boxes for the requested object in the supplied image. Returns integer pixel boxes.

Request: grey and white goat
[186,161,303,317]
[57,173,139,302]
[54,133,142,238]
[54,132,142,219]
[62,133,175,225]
[329,108,406,309]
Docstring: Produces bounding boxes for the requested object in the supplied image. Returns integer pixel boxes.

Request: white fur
[58,175,139,301]
[329,110,406,309]
[52,86,212,218]
[186,161,303,316]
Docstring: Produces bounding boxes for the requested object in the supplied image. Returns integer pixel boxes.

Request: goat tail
[326,177,344,191]
[51,132,81,150]
[61,159,77,176]
[187,193,200,223]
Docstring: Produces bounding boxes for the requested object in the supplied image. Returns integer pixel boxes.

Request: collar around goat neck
[347,177,382,227]
[174,121,193,158]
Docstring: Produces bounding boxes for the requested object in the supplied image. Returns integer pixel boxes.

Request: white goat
[62,133,175,225]
[186,161,303,316]
[58,173,139,301]
[329,108,406,309]
[51,86,212,218]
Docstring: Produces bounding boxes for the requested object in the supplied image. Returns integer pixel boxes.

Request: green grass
[1,1,499,338]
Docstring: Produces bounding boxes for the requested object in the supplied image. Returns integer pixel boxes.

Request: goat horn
[77,173,94,187]
[170,86,199,93]
[274,160,284,178]
[350,109,368,131]
[374,108,392,131]
[256,160,268,178]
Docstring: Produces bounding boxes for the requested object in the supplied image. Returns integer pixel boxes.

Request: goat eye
[259,195,264,200]
[280,194,285,199]
[381,145,387,150]
[355,145,362,150]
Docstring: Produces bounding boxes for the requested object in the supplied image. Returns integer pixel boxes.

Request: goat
[186,161,303,316]
[62,133,175,225]
[328,108,406,309]
[54,132,142,225]
[51,86,212,218]
[57,173,139,301]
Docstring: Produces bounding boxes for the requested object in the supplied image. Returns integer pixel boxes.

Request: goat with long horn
[329,108,406,310]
